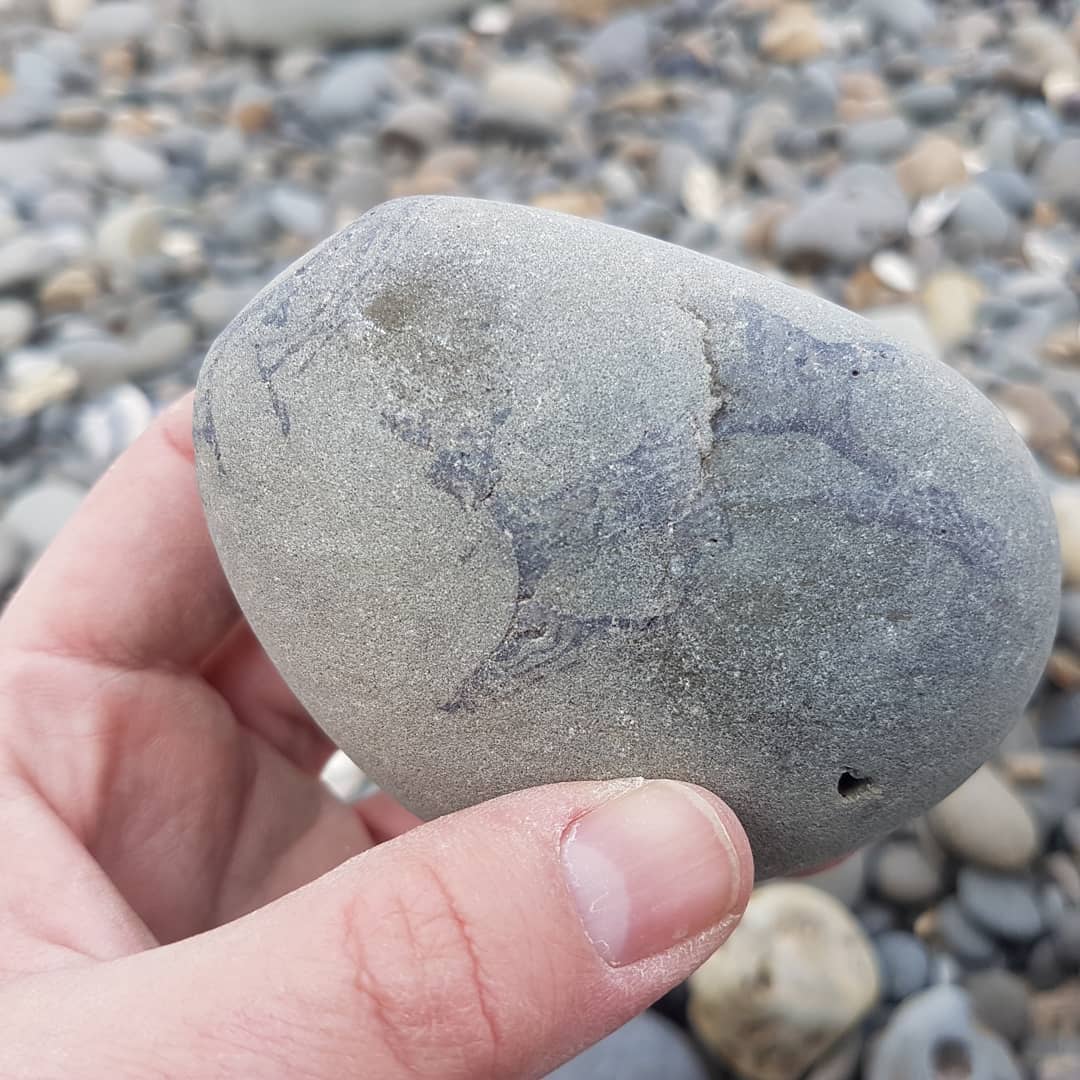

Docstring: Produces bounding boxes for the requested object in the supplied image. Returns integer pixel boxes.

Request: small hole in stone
[932,1037,972,1079]
[838,771,874,799]
[850,368,861,377]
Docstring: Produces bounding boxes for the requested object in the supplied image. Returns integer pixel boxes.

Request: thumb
[18,779,753,1079]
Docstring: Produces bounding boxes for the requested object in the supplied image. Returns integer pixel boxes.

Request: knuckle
[341,857,502,1078]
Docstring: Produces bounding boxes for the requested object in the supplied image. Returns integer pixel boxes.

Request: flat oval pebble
[195,196,1060,877]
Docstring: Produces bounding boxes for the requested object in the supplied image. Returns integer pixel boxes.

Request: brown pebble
[1002,753,1047,784]
[1031,982,1080,1036]
[531,190,607,219]
[895,135,968,198]
[1046,648,1080,689]
[38,266,100,314]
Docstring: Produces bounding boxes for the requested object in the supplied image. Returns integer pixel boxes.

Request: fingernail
[561,781,743,967]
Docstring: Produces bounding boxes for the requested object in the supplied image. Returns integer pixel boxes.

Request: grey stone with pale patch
[194,196,1060,878]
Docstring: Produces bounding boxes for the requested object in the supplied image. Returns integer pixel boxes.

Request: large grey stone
[195,197,1060,878]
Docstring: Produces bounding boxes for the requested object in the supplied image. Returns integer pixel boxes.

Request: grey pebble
[944,186,1016,260]
[0,300,36,352]
[957,868,1045,944]
[874,931,931,1002]
[0,233,59,290]
[77,1,154,50]
[189,281,260,335]
[898,83,959,125]
[582,14,652,84]
[977,170,1036,220]
[869,985,1022,1080]
[1038,693,1080,750]
[938,898,1002,968]
[966,968,1031,1045]
[801,848,867,908]
[775,165,909,266]
[547,1011,708,1080]
[872,839,945,906]
[859,0,936,42]
[2,478,86,554]
[377,101,452,158]
[314,54,391,124]
[194,196,1060,878]
[843,116,914,163]
[267,187,327,239]
[99,137,169,192]
[1039,140,1080,223]
[1052,908,1080,969]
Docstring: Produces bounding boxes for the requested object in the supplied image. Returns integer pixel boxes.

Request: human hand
[0,395,753,1079]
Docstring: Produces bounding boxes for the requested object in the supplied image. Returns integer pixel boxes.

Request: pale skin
[0,394,754,1079]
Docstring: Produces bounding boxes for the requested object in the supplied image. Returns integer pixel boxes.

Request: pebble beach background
[1,0,1079,1077]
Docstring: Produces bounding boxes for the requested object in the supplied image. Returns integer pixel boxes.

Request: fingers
[0,394,239,672]
[14,780,752,1079]
[202,621,336,774]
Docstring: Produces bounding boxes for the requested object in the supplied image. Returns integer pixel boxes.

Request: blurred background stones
[1,0,1079,1076]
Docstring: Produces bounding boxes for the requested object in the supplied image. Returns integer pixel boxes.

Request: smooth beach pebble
[194,196,1060,878]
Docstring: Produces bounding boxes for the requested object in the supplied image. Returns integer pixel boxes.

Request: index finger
[0,394,240,672]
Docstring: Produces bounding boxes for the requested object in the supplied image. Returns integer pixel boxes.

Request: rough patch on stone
[194,196,1060,878]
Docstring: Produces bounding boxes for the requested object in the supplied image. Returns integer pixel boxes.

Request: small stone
[866,307,939,361]
[1,352,78,417]
[99,137,168,191]
[944,185,1017,259]
[313,55,391,124]
[0,233,59,291]
[550,1010,709,1080]
[133,320,196,376]
[869,986,1022,1080]
[870,251,917,294]
[1052,490,1080,586]
[936,898,1002,968]
[801,848,867,909]
[582,13,651,84]
[895,135,968,199]
[2,478,85,554]
[843,116,914,163]
[1045,652,1080,693]
[871,838,945,906]
[49,0,92,29]
[875,931,931,1002]
[898,82,959,125]
[921,270,983,347]
[267,187,327,239]
[378,102,452,158]
[229,85,276,135]
[189,282,260,335]
[201,0,479,47]
[997,384,1074,467]
[978,169,1037,220]
[38,265,99,314]
[775,164,908,266]
[957,868,1045,944]
[681,162,724,223]
[0,300,35,352]
[1053,913,1080,970]
[73,384,154,467]
[1040,141,1080,222]
[483,61,575,128]
[688,883,879,1080]
[966,968,1031,1045]
[759,4,827,64]
[1041,691,1080,751]
[530,191,606,219]
[77,2,154,50]
[1032,982,1080,1036]
[927,765,1039,871]
[859,0,935,42]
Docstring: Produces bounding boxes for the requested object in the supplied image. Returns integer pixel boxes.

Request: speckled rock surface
[194,195,1060,878]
